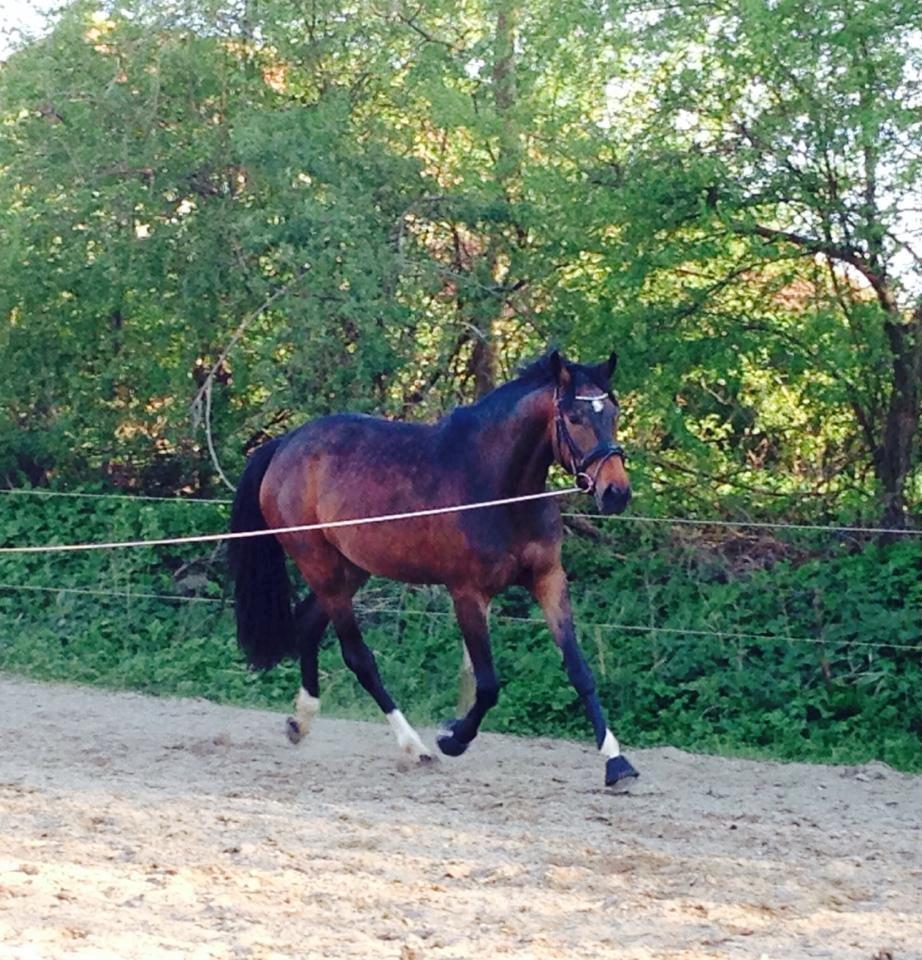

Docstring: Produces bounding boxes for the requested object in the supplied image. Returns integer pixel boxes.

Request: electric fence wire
[0,582,918,653]
[0,486,917,654]
[1,485,919,537]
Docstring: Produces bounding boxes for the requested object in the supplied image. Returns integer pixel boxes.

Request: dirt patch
[0,676,919,959]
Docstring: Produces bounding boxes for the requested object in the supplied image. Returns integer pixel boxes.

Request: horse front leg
[437,590,499,758]
[532,566,639,789]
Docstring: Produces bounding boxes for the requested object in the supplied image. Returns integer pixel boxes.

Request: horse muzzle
[596,483,632,515]
[576,443,630,514]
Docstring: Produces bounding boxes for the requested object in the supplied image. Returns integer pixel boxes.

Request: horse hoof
[437,720,469,758]
[437,734,469,757]
[605,755,639,791]
[285,717,303,745]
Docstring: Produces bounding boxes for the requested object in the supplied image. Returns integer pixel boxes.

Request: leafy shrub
[1,494,919,770]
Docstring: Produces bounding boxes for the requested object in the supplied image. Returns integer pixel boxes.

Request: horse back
[257,413,559,590]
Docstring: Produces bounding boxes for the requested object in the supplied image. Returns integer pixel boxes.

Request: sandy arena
[0,675,919,959]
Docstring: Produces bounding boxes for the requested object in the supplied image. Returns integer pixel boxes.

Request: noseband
[554,388,627,492]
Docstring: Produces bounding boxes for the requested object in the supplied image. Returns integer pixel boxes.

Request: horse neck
[467,382,556,496]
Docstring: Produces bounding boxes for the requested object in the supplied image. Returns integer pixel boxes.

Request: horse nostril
[599,485,631,515]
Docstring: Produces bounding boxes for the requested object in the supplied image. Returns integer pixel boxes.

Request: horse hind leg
[323,591,434,765]
[437,590,499,758]
[286,593,330,745]
[282,536,359,746]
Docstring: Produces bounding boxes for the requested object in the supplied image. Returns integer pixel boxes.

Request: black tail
[228,436,297,670]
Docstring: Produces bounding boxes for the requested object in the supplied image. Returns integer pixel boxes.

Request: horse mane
[438,354,555,434]
[465,353,559,416]
[516,352,558,384]
[518,351,611,394]
[443,350,605,432]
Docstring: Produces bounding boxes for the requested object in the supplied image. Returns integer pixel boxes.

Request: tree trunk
[465,0,520,400]
[876,306,921,530]
[470,335,498,399]
[740,220,920,529]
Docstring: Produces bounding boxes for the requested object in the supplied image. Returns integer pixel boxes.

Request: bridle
[554,387,627,493]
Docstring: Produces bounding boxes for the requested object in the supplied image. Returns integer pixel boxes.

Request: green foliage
[567,526,922,769]
[0,0,919,771]
[1,0,918,521]
[1,495,919,770]
[586,0,921,524]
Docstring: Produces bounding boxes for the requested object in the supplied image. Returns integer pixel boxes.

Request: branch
[190,269,308,425]
[395,6,466,50]
[884,229,922,271]
[647,454,826,499]
[190,271,309,489]
[823,257,885,442]
[744,223,866,271]
[734,222,899,314]
[202,376,235,492]
[667,256,802,323]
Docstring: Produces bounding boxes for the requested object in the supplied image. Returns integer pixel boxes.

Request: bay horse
[229,350,639,787]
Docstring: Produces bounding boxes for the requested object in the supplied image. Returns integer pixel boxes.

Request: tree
[0,0,430,488]
[3,0,917,528]
[586,0,920,526]
[0,0,624,490]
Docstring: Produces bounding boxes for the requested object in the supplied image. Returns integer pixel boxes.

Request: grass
[1,495,920,771]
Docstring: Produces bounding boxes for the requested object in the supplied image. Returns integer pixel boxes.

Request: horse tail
[228,436,297,670]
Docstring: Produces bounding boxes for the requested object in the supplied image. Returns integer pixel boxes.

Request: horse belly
[325,518,485,585]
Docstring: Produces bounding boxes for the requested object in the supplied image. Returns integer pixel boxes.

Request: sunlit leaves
[0,0,916,520]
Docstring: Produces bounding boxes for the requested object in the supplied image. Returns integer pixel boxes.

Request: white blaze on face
[294,687,320,734]
[599,729,621,759]
[387,710,431,760]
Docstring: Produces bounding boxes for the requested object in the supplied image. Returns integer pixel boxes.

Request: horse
[229,349,639,787]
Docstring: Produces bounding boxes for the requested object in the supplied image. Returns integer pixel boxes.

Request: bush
[1,493,919,770]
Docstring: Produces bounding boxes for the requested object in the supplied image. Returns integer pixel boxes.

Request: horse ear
[549,350,571,389]
[590,351,618,385]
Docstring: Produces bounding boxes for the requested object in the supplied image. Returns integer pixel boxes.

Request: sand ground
[0,676,919,959]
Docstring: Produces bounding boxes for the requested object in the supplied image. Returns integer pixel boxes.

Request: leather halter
[554,387,627,492]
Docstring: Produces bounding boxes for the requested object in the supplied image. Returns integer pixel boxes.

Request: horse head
[549,350,631,515]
